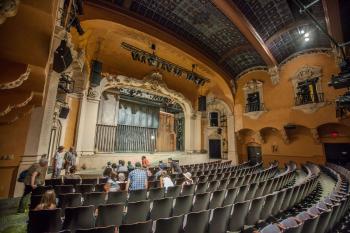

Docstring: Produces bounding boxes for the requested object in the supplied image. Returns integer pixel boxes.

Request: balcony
[244,103,266,120]
[293,93,325,114]
[295,93,324,106]
[245,103,265,113]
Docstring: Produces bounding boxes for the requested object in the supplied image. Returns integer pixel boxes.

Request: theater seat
[76,226,115,233]
[28,208,62,233]
[154,215,184,233]
[118,220,153,233]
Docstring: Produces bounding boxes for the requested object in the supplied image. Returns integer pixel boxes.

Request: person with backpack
[17,158,48,213]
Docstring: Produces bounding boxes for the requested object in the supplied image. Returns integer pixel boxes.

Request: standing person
[168,158,183,174]
[127,161,134,172]
[141,156,150,168]
[159,171,174,192]
[126,162,148,191]
[105,172,120,192]
[117,160,128,173]
[52,146,65,178]
[18,158,48,213]
[64,147,77,174]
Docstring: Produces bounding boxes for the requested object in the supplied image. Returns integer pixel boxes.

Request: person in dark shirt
[168,158,182,174]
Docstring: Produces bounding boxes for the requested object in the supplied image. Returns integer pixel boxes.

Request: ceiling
[85,0,332,80]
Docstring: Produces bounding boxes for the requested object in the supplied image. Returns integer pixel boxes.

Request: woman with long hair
[34,190,57,211]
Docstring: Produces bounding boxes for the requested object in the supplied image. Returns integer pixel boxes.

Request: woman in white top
[105,172,120,192]
[160,171,174,192]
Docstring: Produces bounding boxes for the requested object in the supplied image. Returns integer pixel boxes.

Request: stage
[77,152,211,177]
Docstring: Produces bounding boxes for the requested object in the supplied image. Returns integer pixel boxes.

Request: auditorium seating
[28,160,308,233]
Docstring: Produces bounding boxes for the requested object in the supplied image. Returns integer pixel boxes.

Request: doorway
[324,143,350,166]
[209,139,221,159]
[247,146,262,164]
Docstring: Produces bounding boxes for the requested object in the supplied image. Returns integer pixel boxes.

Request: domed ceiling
[85,0,331,80]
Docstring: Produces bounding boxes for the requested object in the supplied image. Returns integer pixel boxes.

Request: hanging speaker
[90,60,102,87]
[53,40,72,73]
[198,95,206,111]
[59,106,70,119]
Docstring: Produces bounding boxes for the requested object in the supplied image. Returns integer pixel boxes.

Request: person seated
[141,156,150,168]
[127,161,134,172]
[159,160,167,170]
[105,172,120,192]
[111,163,118,173]
[117,160,128,173]
[182,172,193,187]
[118,172,126,182]
[64,166,81,179]
[103,167,113,178]
[160,171,174,192]
[34,190,57,211]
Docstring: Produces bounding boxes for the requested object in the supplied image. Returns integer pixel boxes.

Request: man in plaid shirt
[126,162,148,191]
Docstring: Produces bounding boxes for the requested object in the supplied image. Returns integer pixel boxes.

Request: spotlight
[299,29,305,35]
[304,32,310,37]
[304,37,310,42]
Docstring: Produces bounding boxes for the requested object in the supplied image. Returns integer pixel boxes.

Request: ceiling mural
[86,0,332,79]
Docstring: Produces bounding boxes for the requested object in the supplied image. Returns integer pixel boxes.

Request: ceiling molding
[211,0,277,67]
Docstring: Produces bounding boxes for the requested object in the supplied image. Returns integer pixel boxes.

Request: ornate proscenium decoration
[121,42,209,86]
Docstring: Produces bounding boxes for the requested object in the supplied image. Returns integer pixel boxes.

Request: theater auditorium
[0,0,350,232]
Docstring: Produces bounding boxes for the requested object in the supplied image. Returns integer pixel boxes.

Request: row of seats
[259,162,349,233]
[28,162,296,232]
[260,163,350,233]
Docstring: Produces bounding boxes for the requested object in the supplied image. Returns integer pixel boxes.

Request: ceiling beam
[211,0,277,67]
[219,44,252,64]
[322,0,344,43]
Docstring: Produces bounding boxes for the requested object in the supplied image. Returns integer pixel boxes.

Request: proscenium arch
[94,72,198,153]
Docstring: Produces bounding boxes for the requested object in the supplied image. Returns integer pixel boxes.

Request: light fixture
[299,29,305,35]
[304,37,310,42]
[304,32,310,38]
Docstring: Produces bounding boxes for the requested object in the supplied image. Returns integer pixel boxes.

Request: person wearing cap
[18,158,48,213]
[126,162,148,191]
[52,146,65,178]
[168,158,183,174]
[182,172,193,188]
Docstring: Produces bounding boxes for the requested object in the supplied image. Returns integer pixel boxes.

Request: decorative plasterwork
[310,128,321,144]
[0,67,31,90]
[290,66,325,114]
[0,92,34,117]
[0,0,19,25]
[268,66,280,85]
[242,80,266,120]
[99,71,194,115]
[280,128,290,144]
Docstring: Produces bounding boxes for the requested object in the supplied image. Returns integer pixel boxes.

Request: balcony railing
[245,103,265,113]
[295,93,324,106]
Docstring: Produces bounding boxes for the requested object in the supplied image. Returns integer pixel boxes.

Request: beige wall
[235,52,350,167]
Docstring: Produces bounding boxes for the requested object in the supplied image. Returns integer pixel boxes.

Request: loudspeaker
[53,40,72,73]
[90,60,102,87]
[198,95,206,111]
[59,106,70,119]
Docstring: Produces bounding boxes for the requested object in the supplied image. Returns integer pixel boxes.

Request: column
[227,114,238,165]
[193,111,202,152]
[14,71,59,197]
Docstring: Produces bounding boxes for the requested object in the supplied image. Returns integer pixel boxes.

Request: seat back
[195,182,208,194]
[235,185,249,203]
[119,220,153,233]
[32,185,53,196]
[222,188,238,206]
[28,208,62,233]
[165,185,181,198]
[75,184,94,195]
[64,179,81,186]
[150,198,173,220]
[58,193,82,216]
[172,195,194,216]
[96,203,124,227]
[124,200,150,224]
[260,194,277,221]
[206,180,219,193]
[208,205,232,233]
[209,190,225,209]
[83,192,106,207]
[228,200,251,231]
[183,210,210,233]
[192,192,210,212]
[148,188,165,201]
[128,189,147,202]
[245,196,265,226]
[154,215,184,233]
[107,191,127,204]
[45,178,62,186]
[30,195,43,210]
[181,184,195,196]
[63,205,95,231]
[54,185,74,195]
[76,226,115,233]
[82,179,98,185]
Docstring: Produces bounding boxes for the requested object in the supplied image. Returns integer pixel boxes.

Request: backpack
[17,169,28,183]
